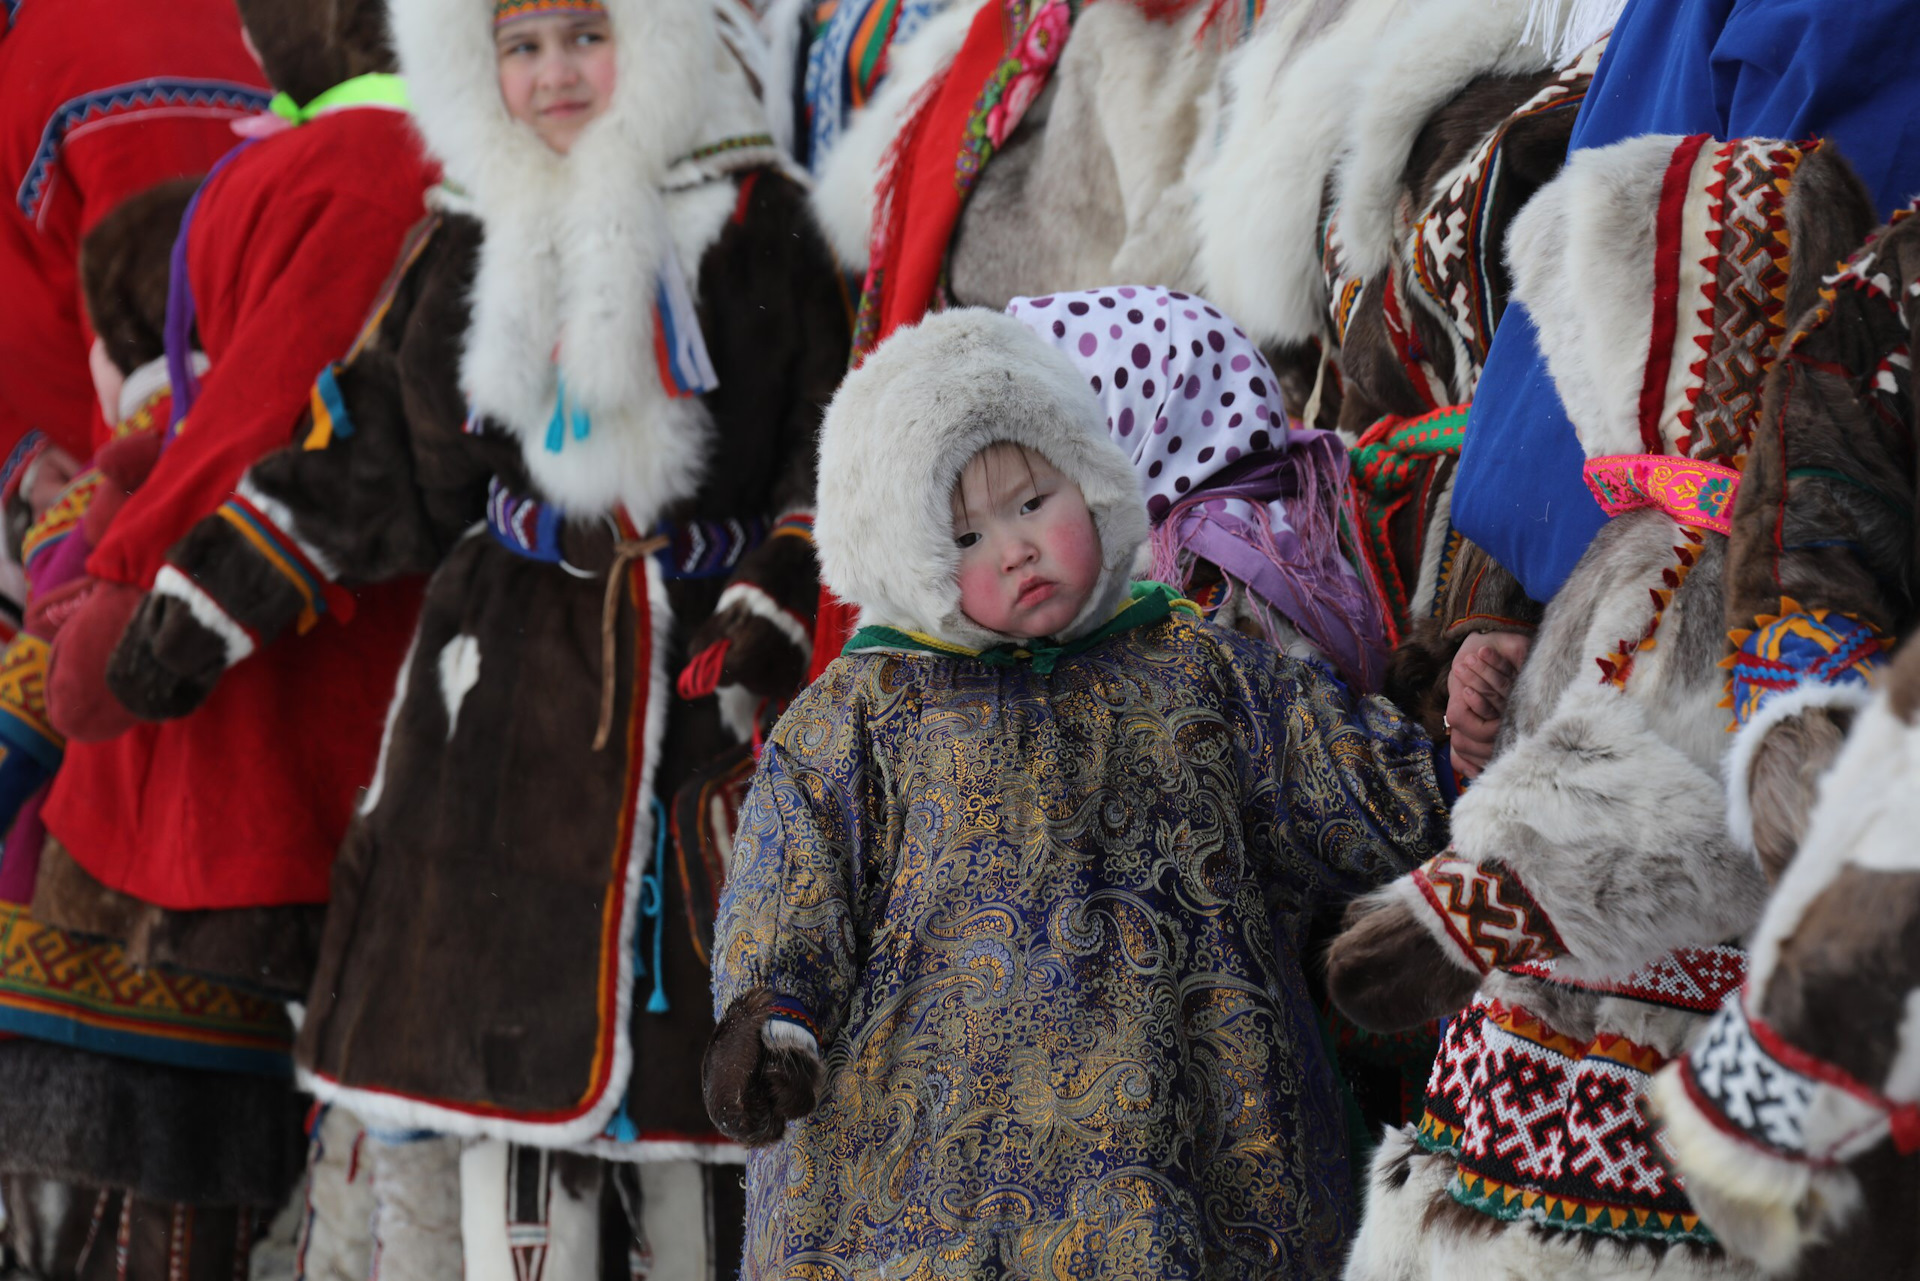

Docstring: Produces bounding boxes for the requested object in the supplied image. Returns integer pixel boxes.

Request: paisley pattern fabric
[714,615,1448,1278]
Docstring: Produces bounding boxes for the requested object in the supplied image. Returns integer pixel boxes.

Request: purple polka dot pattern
[1005,285,1292,521]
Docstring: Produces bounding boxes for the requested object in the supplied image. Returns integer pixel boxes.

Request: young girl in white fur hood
[706,308,1459,1279]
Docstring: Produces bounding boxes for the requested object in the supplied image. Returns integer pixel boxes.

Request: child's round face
[950,446,1103,640]
[494,13,617,155]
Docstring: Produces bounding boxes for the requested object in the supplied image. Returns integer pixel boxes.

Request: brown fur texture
[232,0,396,107]
[1743,705,1854,884]
[702,986,826,1147]
[79,179,199,376]
[1325,889,1479,1033]
[32,840,325,998]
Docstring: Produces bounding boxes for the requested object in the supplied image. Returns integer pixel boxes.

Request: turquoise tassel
[643,798,669,1015]
[544,372,593,453]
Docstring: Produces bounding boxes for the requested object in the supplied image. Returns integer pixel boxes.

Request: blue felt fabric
[1454,0,1920,603]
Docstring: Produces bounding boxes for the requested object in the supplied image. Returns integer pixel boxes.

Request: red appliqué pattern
[1410,854,1566,975]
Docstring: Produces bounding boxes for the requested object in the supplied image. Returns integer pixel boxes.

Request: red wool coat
[44,106,435,911]
[0,0,267,463]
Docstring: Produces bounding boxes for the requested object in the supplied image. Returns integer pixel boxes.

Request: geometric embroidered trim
[1410,854,1567,975]
[1509,944,1746,1014]
[1723,603,1886,727]
[1678,991,1920,1164]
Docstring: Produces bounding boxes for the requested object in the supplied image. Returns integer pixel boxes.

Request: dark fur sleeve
[687,171,853,696]
[160,214,494,647]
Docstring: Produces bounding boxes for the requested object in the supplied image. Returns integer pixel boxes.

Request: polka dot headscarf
[1006,285,1290,522]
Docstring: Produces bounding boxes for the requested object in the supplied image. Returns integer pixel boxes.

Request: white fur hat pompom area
[815,309,1151,652]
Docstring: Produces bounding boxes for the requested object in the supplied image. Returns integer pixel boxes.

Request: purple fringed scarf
[1007,286,1387,689]
[163,140,253,438]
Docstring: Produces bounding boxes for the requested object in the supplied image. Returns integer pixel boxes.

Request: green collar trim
[844,582,1199,675]
[268,73,410,127]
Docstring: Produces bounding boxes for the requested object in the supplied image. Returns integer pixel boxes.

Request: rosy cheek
[955,555,1007,630]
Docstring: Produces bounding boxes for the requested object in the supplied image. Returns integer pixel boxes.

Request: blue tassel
[643,797,670,1014]
[544,372,593,453]
[545,397,566,453]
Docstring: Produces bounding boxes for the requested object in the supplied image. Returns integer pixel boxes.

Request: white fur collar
[815,309,1150,652]
[392,0,773,522]
[117,352,201,421]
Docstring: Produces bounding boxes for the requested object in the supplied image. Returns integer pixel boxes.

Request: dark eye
[955,532,980,549]
[575,29,605,45]
[1021,493,1047,515]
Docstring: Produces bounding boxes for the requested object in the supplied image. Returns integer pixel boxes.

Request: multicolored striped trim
[768,512,815,544]
[1723,602,1885,728]
[301,366,355,452]
[0,902,292,1076]
[494,0,603,25]
[0,431,47,507]
[18,80,270,222]
[214,495,354,633]
[484,478,770,581]
[766,995,822,1044]
[20,468,103,570]
[651,253,719,400]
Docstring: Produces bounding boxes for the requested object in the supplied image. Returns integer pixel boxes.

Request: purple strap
[163,141,254,440]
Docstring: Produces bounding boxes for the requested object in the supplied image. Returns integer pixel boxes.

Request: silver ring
[558,513,623,579]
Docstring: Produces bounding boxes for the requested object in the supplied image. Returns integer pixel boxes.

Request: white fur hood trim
[392,0,766,522]
[1506,133,1674,459]
[1332,0,1560,283]
[815,308,1150,652]
[1190,0,1410,347]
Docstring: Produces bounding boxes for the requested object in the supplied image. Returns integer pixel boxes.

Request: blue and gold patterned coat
[713,612,1449,1279]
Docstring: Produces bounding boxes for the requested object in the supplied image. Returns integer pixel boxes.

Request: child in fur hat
[706,308,1459,1280]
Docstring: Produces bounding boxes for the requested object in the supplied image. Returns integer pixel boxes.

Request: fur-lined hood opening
[816,309,1151,653]
[391,0,768,522]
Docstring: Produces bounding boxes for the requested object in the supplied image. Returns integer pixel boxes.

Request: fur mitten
[45,579,145,741]
[1326,888,1479,1033]
[702,986,826,1147]
[105,587,238,721]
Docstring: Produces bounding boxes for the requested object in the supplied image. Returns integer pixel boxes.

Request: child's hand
[702,987,826,1146]
[1445,631,1530,780]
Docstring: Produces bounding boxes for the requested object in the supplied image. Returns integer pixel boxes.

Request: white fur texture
[1521,0,1628,67]
[238,473,341,582]
[1345,1123,1768,1280]
[1742,678,1920,998]
[809,0,987,270]
[1332,0,1558,282]
[436,634,481,741]
[1190,0,1411,347]
[1649,1064,1862,1276]
[392,0,760,524]
[815,309,1149,651]
[1722,679,1875,855]
[304,561,675,1150]
[152,565,254,667]
[1450,682,1769,980]
[715,581,812,654]
[762,1016,821,1057]
[1506,133,1676,460]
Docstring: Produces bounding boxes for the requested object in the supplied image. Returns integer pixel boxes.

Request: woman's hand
[1446,631,1530,779]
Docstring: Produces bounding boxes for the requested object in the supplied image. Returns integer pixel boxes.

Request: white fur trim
[715,683,759,746]
[757,0,810,159]
[1408,475,1454,624]
[1722,678,1875,856]
[1333,0,1555,283]
[1506,133,1678,459]
[1650,1062,1860,1274]
[361,606,426,817]
[151,565,254,667]
[1521,0,1629,67]
[305,561,675,1148]
[394,0,766,525]
[808,0,987,270]
[762,1016,820,1057]
[715,581,811,654]
[436,634,481,741]
[1190,0,1410,347]
[1743,680,1920,996]
[236,473,341,582]
[815,309,1149,651]
[115,353,201,422]
[586,1139,747,1164]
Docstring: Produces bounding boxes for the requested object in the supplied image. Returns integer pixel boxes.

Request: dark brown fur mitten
[1326,890,1479,1033]
[702,986,826,1147]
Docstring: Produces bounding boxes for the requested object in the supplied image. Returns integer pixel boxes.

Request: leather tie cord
[595,534,669,752]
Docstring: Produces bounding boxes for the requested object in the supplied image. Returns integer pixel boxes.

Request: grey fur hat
[815,308,1151,651]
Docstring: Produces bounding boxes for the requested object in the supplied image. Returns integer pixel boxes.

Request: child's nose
[1002,539,1037,572]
